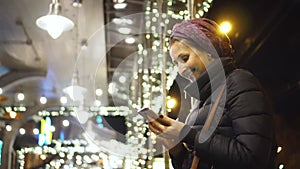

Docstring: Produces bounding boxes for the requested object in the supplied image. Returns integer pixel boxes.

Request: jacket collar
[184,57,236,101]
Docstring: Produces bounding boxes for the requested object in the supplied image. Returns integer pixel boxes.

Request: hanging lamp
[63,70,87,102]
[36,0,74,39]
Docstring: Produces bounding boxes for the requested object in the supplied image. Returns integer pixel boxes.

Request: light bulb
[114,3,127,9]
[36,14,74,39]
[47,24,64,39]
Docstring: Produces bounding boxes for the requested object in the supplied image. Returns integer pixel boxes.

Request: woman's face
[170,40,214,82]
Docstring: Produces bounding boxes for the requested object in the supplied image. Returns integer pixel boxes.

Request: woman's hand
[148,115,185,140]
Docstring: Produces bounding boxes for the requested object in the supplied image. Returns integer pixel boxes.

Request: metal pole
[157,0,170,168]
[188,0,195,19]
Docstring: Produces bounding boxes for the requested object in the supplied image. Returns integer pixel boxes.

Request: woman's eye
[181,55,189,62]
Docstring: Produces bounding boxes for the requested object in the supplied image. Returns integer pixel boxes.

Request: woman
[148,18,277,169]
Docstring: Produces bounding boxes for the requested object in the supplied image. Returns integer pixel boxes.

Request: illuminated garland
[124,0,214,168]
[16,139,132,169]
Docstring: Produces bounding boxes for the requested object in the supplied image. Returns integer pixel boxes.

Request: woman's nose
[178,64,186,75]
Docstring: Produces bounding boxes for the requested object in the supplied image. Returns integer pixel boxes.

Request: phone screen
[137,107,159,121]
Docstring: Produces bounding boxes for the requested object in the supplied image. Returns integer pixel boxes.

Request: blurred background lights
[118,27,131,34]
[40,154,47,160]
[19,128,26,135]
[17,92,25,101]
[277,146,282,153]
[119,75,126,83]
[108,82,117,94]
[50,126,56,132]
[167,97,177,109]
[6,125,12,131]
[0,88,2,94]
[62,119,70,127]
[72,0,83,7]
[40,96,47,104]
[94,100,101,107]
[113,0,125,3]
[33,128,39,135]
[219,21,232,34]
[125,37,135,44]
[9,111,17,119]
[279,164,284,169]
[112,18,133,25]
[95,88,103,96]
[114,3,127,9]
[60,96,68,104]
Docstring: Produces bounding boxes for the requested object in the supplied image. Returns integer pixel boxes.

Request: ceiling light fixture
[112,18,133,25]
[63,70,87,102]
[118,27,131,34]
[113,0,125,3]
[114,3,127,9]
[36,0,74,39]
[125,37,135,44]
[72,0,83,7]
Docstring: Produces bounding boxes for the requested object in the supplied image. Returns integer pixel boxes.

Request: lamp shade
[63,85,87,102]
[36,0,74,39]
[36,14,74,39]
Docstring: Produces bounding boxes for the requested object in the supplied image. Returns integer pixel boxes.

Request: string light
[17,92,25,101]
[60,96,68,104]
[95,88,103,96]
[62,120,70,127]
[6,125,12,132]
[125,37,136,44]
[33,128,40,135]
[19,128,26,135]
[40,96,47,104]
[9,111,17,119]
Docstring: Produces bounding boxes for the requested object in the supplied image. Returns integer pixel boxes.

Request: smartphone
[137,107,159,121]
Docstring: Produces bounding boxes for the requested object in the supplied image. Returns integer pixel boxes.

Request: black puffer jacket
[171,58,277,169]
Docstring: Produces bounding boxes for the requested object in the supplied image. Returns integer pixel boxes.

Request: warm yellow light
[277,146,282,153]
[167,97,177,109]
[40,154,47,160]
[279,164,284,169]
[9,111,17,119]
[219,21,232,34]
